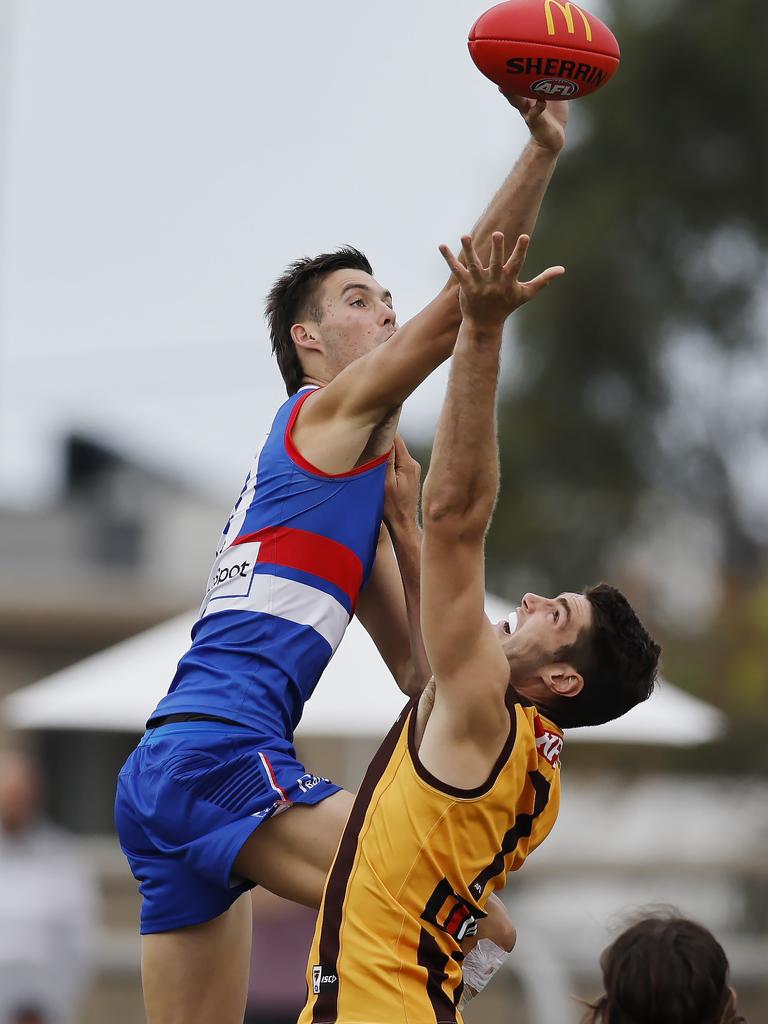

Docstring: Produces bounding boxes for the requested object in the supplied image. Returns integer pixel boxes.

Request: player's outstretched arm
[467,98,568,265]
[421,233,563,738]
[295,102,568,470]
[356,436,431,698]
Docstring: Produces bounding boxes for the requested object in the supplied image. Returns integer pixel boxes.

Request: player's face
[314,269,397,372]
[493,591,592,677]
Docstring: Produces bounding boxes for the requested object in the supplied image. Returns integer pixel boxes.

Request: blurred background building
[0,0,766,1022]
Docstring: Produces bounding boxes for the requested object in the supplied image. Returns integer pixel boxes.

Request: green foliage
[486,0,768,596]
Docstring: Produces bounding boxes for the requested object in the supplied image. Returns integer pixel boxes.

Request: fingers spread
[488,231,505,273]
[439,243,468,282]
[521,265,565,300]
[503,233,531,276]
[461,234,483,277]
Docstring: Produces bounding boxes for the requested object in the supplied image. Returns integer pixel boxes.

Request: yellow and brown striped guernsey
[298,689,564,1024]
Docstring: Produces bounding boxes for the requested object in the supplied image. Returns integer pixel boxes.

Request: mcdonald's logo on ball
[544,1,593,42]
[468,0,620,100]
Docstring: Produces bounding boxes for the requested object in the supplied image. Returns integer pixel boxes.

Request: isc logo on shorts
[312,965,338,994]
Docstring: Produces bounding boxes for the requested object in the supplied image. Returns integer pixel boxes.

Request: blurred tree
[662,575,768,771]
[486,0,768,612]
[569,576,768,774]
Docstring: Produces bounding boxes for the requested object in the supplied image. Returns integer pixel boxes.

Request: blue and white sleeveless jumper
[151,385,390,746]
[115,386,391,933]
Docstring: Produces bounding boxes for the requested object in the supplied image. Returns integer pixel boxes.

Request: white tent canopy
[3,595,725,745]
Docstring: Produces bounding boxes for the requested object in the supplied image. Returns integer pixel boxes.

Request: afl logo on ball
[531,78,579,97]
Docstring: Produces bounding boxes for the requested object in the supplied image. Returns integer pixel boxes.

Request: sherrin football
[468,0,620,100]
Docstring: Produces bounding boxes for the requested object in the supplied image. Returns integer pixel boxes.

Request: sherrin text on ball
[469,0,620,99]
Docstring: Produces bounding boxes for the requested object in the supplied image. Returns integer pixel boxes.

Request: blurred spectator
[245,888,316,1024]
[583,909,746,1024]
[0,749,99,1024]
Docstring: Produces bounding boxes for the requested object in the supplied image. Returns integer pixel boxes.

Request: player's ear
[290,322,323,353]
[541,663,583,698]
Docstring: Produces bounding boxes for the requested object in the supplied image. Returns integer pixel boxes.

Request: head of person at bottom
[583,909,745,1024]
[492,582,660,728]
[266,246,397,396]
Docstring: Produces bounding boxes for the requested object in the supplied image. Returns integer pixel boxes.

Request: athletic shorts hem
[220,777,343,892]
[116,726,344,935]
[139,894,253,935]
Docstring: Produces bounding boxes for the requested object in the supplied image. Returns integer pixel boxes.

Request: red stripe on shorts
[259,752,291,804]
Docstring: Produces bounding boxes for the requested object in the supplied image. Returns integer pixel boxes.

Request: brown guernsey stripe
[311,699,414,1023]
[469,769,551,896]
[416,927,457,1024]
[451,950,465,1011]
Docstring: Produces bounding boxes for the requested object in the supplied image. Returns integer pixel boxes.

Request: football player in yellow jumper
[300,232,660,1024]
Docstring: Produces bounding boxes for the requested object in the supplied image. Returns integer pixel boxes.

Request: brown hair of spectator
[582,911,745,1024]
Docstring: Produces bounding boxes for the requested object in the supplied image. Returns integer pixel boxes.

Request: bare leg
[234,789,355,908]
[141,892,252,1024]
[138,789,354,1023]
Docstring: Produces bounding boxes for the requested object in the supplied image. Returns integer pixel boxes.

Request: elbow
[422,486,456,524]
[398,665,430,700]
[422,492,492,542]
[422,494,462,524]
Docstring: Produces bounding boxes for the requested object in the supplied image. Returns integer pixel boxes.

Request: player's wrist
[462,312,507,338]
[528,132,565,156]
[385,510,421,540]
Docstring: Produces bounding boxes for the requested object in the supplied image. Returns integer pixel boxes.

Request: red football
[468,0,620,100]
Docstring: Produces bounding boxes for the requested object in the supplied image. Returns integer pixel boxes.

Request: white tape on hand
[460,938,511,1009]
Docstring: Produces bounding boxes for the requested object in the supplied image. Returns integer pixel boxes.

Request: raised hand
[501,92,569,153]
[383,434,422,531]
[438,232,564,329]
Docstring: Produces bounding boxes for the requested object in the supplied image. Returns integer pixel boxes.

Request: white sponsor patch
[201,541,261,610]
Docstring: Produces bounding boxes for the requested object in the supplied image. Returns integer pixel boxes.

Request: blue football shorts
[114,720,341,934]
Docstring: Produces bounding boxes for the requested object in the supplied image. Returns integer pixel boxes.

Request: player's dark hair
[265,246,374,396]
[582,911,745,1024]
[542,583,660,728]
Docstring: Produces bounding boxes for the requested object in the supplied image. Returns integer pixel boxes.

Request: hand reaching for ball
[501,93,569,153]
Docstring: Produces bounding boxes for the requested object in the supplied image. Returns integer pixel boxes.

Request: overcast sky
[0,0,546,504]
